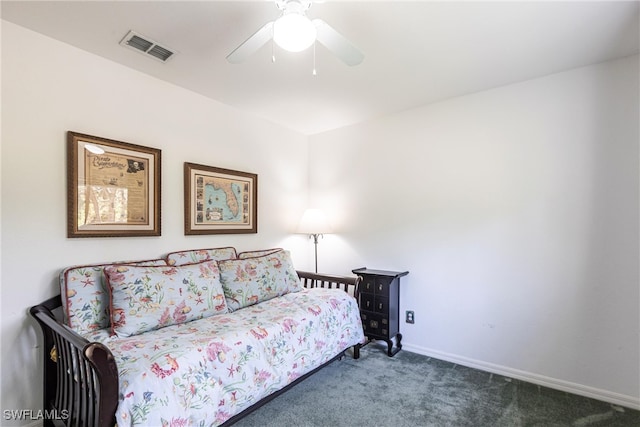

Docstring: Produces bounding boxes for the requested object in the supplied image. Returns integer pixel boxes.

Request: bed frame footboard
[30,296,119,427]
[297,270,363,359]
[296,270,361,298]
[30,271,362,426]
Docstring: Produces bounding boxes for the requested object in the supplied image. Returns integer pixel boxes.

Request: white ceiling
[2,1,638,135]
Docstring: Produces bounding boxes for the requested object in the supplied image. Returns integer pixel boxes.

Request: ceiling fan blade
[226,21,274,64]
[312,18,364,66]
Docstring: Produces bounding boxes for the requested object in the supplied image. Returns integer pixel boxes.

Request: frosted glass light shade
[83,143,105,154]
[273,13,317,52]
[297,208,332,234]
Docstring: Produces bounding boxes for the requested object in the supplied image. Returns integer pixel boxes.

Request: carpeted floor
[233,342,639,427]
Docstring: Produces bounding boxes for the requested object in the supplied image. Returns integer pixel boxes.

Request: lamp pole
[310,233,321,273]
[298,208,331,273]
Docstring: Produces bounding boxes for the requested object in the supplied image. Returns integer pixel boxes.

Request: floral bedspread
[86,288,364,426]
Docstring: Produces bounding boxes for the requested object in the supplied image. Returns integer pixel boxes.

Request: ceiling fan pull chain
[312,41,317,76]
[271,37,276,63]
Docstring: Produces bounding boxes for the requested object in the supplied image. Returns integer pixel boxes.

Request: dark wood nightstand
[352,268,409,357]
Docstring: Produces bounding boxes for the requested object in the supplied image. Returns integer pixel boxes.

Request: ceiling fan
[226,0,364,66]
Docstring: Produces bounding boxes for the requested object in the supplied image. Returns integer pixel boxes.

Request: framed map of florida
[184,162,257,235]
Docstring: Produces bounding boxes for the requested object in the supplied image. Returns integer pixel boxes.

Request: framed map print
[67,131,161,238]
[184,162,257,235]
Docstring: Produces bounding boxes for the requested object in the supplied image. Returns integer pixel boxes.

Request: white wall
[309,55,639,407]
[1,21,312,425]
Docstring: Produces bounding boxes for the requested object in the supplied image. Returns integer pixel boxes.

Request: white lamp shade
[273,13,317,52]
[297,208,332,234]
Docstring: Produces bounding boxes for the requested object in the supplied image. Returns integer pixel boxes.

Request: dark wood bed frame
[30,271,362,427]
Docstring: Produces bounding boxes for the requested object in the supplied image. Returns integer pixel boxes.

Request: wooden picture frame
[67,131,161,238]
[184,162,257,235]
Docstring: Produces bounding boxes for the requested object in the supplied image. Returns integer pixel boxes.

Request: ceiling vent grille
[120,30,175,62]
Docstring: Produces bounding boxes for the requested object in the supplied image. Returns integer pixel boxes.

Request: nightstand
[352,268,409,357]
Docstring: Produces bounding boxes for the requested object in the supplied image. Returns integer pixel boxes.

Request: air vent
[120,30,175,62]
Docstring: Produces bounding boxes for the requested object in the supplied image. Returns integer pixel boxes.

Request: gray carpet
[233,342,639,427]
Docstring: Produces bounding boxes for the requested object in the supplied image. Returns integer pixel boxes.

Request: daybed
[30,247,365,427]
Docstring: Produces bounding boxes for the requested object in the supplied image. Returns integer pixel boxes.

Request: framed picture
[67,131,161,238]
[184,162,257,235]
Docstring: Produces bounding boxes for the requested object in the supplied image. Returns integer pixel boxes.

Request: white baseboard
[402,343,640,411]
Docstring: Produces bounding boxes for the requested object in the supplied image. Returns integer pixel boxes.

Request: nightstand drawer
[360,312,389,338]
[360,294,389,314]
[375,277,392,294]
[362,276,393,295]
[374,295,388,313]
[360,293,375,311]
[361,277,376,293]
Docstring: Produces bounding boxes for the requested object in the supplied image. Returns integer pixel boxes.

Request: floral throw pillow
[105,261,228,337]
[218,250,302,312]
[237,248,283,259]
[165,247,237,266]
[60,258,167,335]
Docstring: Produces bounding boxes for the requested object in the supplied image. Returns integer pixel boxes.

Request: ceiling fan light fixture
[226,0,363,66]
[83,143,105,155]
[273,13,317,52]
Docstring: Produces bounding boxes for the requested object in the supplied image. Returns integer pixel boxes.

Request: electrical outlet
[406,310,415,324]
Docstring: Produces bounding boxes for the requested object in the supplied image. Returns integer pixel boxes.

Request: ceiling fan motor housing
[276,0,312,15]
